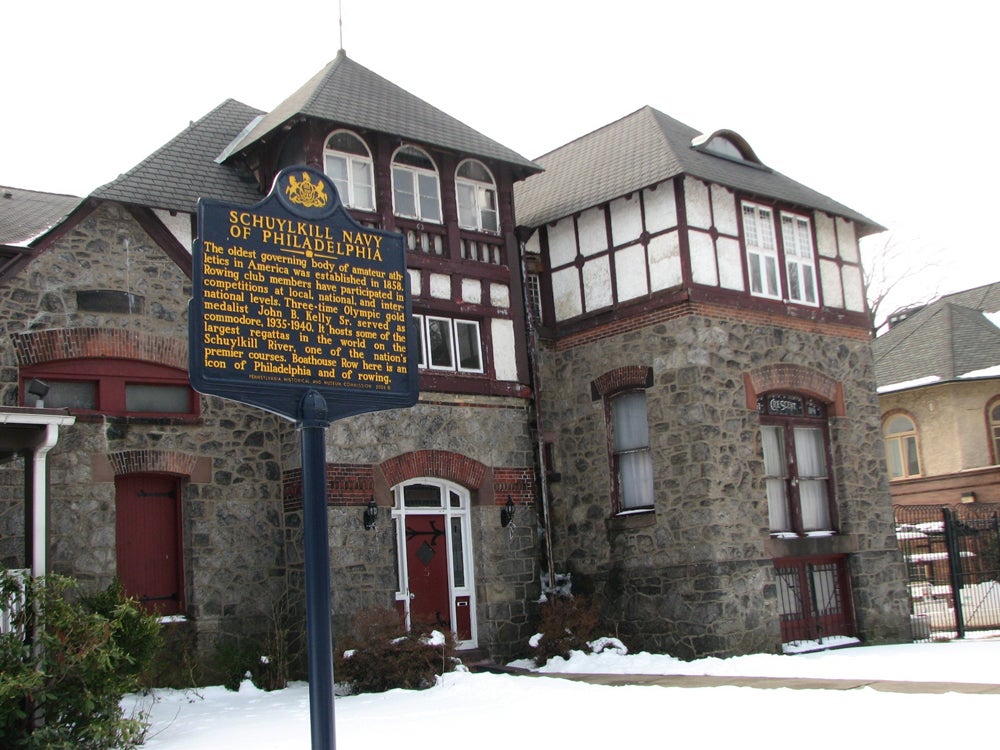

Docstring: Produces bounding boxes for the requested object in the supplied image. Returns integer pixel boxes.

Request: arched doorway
[392,479,477,649]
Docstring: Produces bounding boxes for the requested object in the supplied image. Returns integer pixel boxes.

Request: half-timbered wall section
[524,175,868,331]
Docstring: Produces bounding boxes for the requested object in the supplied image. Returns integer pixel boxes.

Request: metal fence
[895,504,1000,641]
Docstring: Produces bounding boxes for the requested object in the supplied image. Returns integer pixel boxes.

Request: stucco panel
[711,184,739,236]
[684,177,712,231]
[610,194,643,247]
[688,230,718,286]
[648,231,682,292]
[644,182,677,234]
[820,258,844,308]
[583,255,613,311]
[552,266,583,320]
[547,219,577,268]
[716,237,744,291]
[615,243,649,302]
[577,207,608,258]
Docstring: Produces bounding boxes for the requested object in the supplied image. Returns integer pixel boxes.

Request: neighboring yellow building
[875,283,1000,505]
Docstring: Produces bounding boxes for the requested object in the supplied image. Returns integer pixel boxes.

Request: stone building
[515,109,911,655]
[1,54,910,662]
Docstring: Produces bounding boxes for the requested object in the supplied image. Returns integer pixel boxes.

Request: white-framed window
[742,202,780,299]
[759,393,835,535]
[883,413,922,479]
[741,202,820,306]
[455,160,499,233]
[413,314,483,373]
[610,390,655,511]
[392,146,442,223]
[323,130,375,211]
[780,213,818,305]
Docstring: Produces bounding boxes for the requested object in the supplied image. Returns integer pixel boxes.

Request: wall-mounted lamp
[500,496,516,528]
[27,378,49,408]
[961,491,977,504]
[363,498,379,530]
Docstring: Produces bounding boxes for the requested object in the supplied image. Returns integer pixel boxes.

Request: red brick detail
[491,467,537,506]
[282,464,374,513]
[379,450,488,490]
[591,366,653,400]
[555,300,870,351]
[11,328,187,370]
[108,450,199,477]
[744,364,845,417]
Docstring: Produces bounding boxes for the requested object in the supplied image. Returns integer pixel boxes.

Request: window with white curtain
[610,390,654,511]
[391,146,442,223]
[323,130,375,211]
[455,159,499,233]
[758,393,834,535]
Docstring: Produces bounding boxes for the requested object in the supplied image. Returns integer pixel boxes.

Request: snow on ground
[126,638,1000,750]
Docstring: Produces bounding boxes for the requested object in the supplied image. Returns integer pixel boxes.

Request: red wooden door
[115,474,183,615]
[404,515,450,632]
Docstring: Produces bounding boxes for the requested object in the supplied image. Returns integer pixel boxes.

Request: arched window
[988,398,1000,464]
[883,413,921,479]
[758,392,835,535]
[391,146,442,223]
[455,160,499,233]
[323,130,375,211]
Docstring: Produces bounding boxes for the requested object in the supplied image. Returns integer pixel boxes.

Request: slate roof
[873,282,1000,388]
[513,106,883,233]
[0,186,81,246]
[222,50,540,178]
[92,99,266,214]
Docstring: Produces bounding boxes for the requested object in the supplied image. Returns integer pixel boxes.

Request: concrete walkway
[532,672,1000,694]
[471,664,1000,694]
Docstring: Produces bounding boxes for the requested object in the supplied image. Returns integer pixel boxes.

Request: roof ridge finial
[338,0,344,53]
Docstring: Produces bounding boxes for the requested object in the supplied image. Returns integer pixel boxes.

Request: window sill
[765,533,858,557]
[606,508,656,532]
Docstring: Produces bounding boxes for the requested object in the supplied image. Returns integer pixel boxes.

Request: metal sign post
[299,390,334,749]
[188,166,418,750]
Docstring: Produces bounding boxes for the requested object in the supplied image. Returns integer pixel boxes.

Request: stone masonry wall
[0,202,289,650]
[540,310,911,657]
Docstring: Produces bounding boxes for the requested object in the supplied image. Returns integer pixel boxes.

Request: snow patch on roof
[876,375,942,394]
[959,364,1000,379]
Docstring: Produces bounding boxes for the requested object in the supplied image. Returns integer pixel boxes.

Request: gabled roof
[92,99,266,214]
[513,106,883,232]
[0,186,81,246]
[221,49,540,178]
[873,283,1000,389]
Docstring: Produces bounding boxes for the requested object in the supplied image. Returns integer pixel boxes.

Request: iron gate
[895,504,1000,641]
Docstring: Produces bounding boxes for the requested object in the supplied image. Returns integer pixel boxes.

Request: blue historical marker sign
[189,166,419,421]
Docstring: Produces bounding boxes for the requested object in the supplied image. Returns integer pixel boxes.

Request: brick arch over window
[380,450,488,490]
[108,450,201,477]
[11,328,187,370]
[743,364,845,416]
[590,365,653,400]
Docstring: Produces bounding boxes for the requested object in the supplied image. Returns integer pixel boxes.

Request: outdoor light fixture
[500,496,515,528]
[27,378,49,408]
[363,498,379,530]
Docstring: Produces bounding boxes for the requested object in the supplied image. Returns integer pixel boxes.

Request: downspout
[518,236,556,596]
[31,423,61,578]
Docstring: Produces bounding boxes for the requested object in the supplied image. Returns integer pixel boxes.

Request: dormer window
[324,131,375,211]
[691,129,765,167]
[456,160,499,233]
[392,146,442,223]
[703,136,743,160]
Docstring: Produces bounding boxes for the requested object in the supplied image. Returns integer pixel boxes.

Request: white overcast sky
[4,0,998,319]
